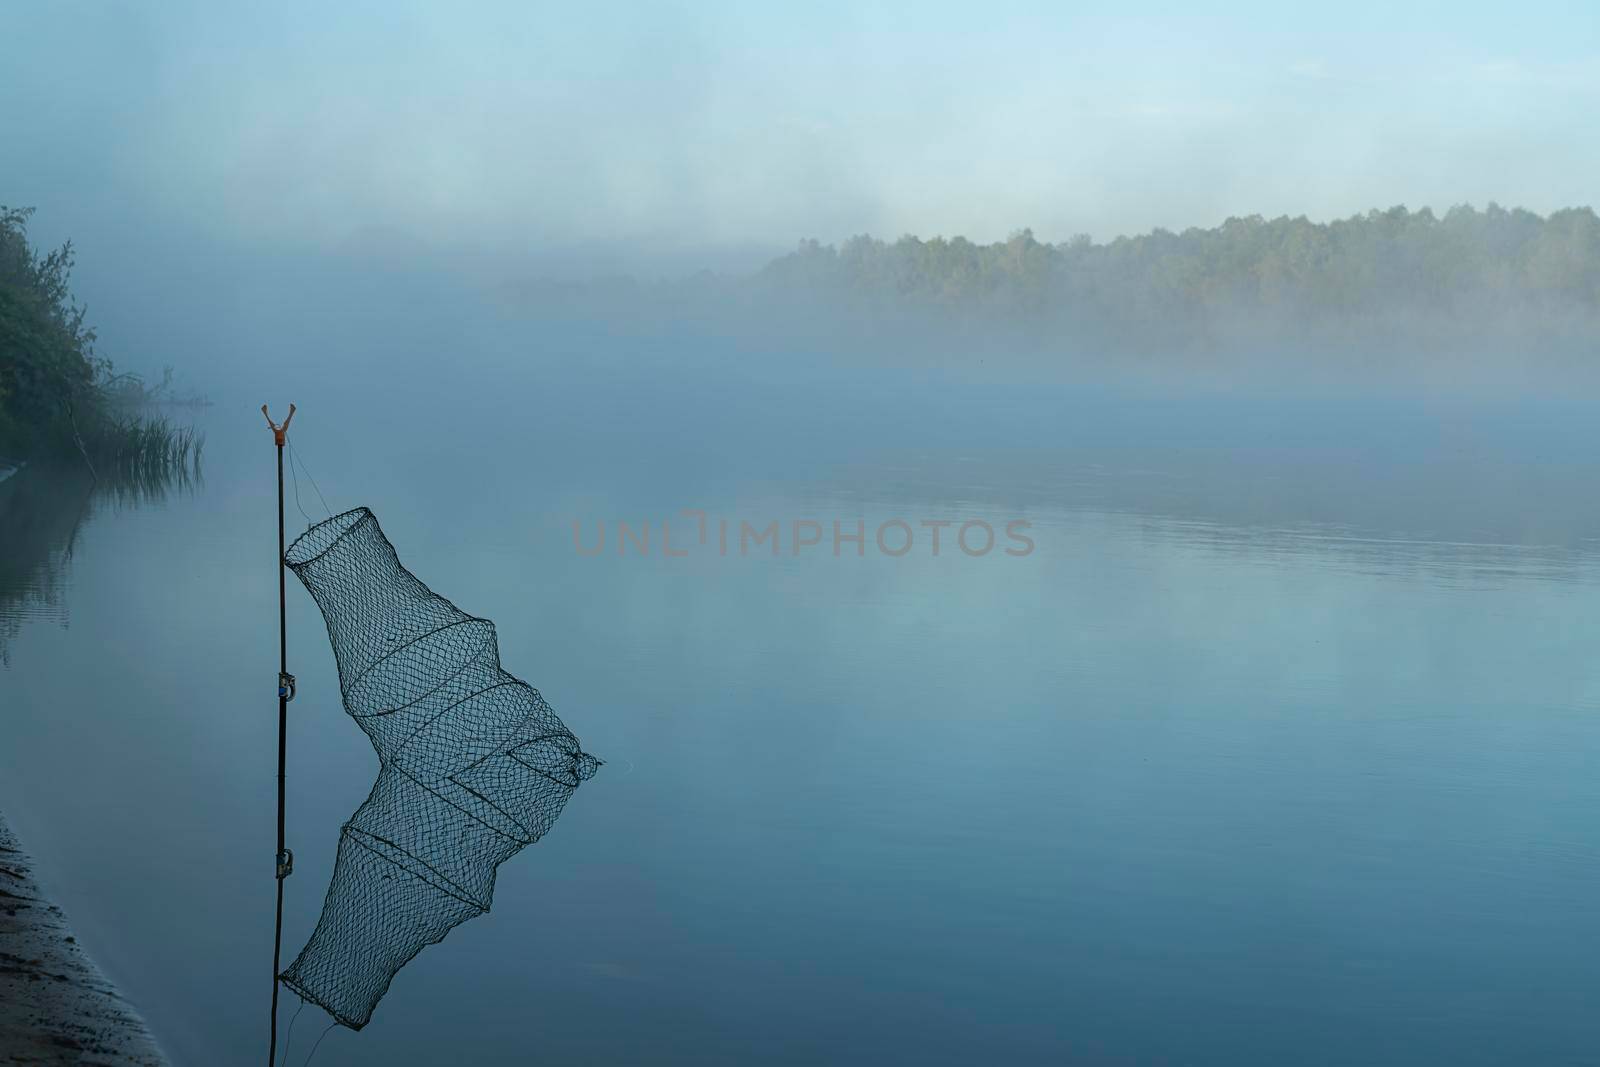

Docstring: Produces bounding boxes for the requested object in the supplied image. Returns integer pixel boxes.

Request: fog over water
[9,370,1600,1064]
[5,3,1600,1066]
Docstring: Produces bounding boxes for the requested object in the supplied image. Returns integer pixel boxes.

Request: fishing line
[288,440,333,519]
[302,1021,337,1066]
[282,997,305,1064]
[287,444,313,527]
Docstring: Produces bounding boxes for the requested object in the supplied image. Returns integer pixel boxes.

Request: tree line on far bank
[757,204,1600,350]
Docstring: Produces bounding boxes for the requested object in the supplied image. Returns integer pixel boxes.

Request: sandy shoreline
[0,813,166,1065]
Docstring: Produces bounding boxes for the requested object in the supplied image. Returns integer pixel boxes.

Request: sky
[4,1,1599,273]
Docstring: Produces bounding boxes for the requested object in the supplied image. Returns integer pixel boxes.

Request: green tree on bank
[0,206,198,473]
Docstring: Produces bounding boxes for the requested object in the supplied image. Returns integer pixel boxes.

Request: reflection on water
[0,460,201,666]
[0,465,92,666]
[5,385,1600,1067]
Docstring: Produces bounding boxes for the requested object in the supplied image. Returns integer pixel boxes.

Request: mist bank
[486,203,1600,387]
[40,201,1600,401]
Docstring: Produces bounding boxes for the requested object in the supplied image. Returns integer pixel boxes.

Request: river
[5,378,1600,1065]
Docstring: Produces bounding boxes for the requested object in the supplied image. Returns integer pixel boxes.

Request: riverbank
[0,813,166,1065]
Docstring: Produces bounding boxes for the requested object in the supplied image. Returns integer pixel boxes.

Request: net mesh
[279,507,600,1030]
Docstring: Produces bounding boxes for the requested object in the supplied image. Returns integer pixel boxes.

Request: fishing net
[279,507,600,1029]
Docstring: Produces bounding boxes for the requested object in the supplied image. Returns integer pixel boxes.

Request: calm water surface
[4,381,1600,1065]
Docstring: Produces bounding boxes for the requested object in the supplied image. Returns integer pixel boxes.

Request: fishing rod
[262,403,297,1067]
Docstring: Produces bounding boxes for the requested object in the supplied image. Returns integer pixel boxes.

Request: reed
[82,411,205,483]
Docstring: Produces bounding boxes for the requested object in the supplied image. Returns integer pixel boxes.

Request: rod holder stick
[263,404,295,1067]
